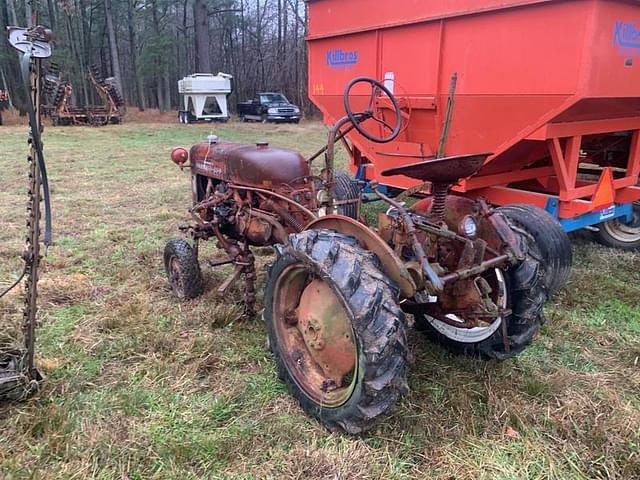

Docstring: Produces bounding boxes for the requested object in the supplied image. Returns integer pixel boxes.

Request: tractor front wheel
[164,239,203,300]
[333,171,361,220]
[264,230,409,434]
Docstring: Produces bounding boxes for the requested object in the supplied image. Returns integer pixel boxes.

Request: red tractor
[165,78,570,433]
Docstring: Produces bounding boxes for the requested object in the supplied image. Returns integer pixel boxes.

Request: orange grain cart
[307,0,640,248]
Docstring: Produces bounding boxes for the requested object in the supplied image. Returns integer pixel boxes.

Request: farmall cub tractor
[165,78,570,433]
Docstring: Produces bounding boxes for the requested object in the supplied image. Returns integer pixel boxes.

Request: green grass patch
[1,122,639,479]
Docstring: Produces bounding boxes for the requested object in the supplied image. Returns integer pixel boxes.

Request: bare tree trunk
[194,0,211,73]
[294,0,299,104]
[7,0,18,26]
[127,0,145,110]
[104,0,123,96]
[46,0,56,30]
[163,62,171,110]
[181,0,189,74]
[77,0,90,105]
[25,0,32,26]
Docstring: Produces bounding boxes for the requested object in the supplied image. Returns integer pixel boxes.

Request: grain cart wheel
[416,205,565,360]
[333,171,360,220]
[164,239,203,300]
[264,230,409,434]
[594,202,640,250]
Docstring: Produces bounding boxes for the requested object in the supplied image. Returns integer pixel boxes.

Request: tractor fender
[304,215,416,299]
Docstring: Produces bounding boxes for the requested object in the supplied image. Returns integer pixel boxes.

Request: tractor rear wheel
[164,239,203,300]
[594,202,640,250]
[264,230,409,433]
[416,204,564,360]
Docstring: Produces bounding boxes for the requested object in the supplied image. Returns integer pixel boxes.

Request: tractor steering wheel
[343,77,402,144]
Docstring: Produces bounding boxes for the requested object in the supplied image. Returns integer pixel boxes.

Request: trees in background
[0,0,310,114]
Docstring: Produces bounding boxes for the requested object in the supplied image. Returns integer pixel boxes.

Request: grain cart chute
[178,73,232,124]
[307,0,640,249]
[165,74,568,432]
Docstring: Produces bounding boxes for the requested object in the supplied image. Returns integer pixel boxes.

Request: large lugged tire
[164,239,203,300]
[264,230,409,434]
[498,204,572,295]
[333,171,360,220]
[416,205,563,360]
[594,202,640,250]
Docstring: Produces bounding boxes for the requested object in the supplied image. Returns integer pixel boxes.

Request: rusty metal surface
[304,214,417,298]
[190,140,311,188]
[273,265,357,407]
[380,153,491,183]
[297,279,356,380]
[171,147,189,166]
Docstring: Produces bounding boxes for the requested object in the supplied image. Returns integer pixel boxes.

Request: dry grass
[0,120,639,479]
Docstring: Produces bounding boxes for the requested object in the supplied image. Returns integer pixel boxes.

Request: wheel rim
[601,203,640,244]
[273,265,358,407]
[424,268,507,343]
[168,257,185,297]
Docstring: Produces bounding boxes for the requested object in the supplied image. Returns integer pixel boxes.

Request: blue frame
[544,199,634,233]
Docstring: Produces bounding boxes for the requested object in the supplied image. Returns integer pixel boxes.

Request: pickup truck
[237,92,301,123]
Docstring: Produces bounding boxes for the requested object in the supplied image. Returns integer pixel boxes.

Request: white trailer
[178,73,232,123]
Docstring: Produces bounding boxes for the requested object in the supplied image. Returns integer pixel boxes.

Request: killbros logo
[613,20,640,52]
[326,49,358,69]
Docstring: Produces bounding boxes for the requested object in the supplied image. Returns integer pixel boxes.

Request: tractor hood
[189,139,310,188]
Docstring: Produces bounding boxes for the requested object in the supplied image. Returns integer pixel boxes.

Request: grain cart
[164,75,569,432]
[307,0,640,249]
[178,73,232,124]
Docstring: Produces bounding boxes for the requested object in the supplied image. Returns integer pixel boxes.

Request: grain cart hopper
[307,0,640,249]
[178,73,232,124]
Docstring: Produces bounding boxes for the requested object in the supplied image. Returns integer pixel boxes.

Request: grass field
[1,120,639,479]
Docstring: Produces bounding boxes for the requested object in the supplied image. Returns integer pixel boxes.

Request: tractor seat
[380,153,492,184]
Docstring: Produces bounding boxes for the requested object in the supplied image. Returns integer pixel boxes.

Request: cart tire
[594,202,640,250]
[498,204,572,295]
[164,239,203,300]
[264,230,409,434]
[334,171,360,220]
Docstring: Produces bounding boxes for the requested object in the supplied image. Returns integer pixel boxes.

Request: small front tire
[333,171,360,220]
[164,239,203,300]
